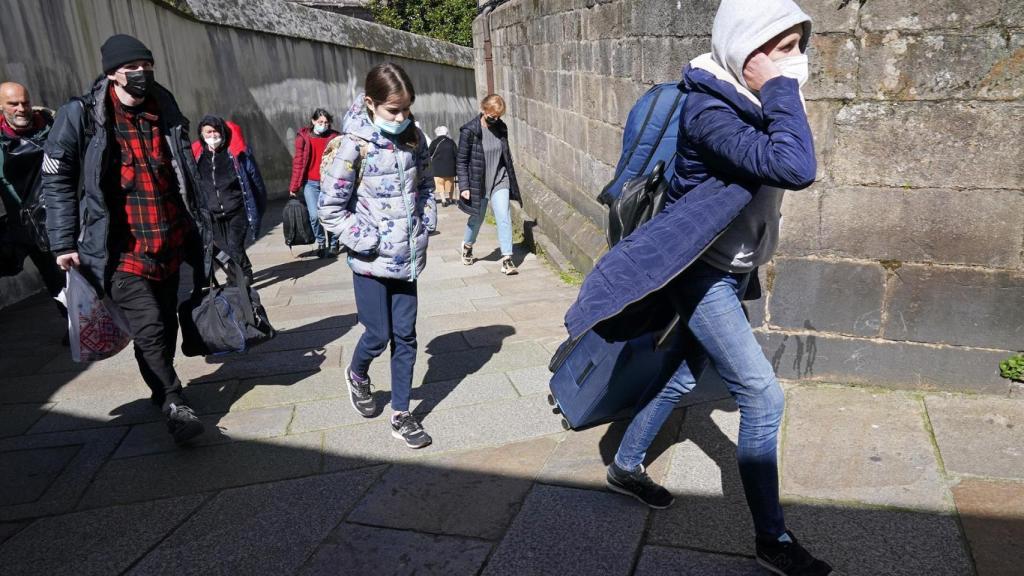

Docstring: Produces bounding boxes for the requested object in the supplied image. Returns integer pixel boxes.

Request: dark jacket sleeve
[427,138,440,160]
[41,100,85,255]
[243,148,268,216]
[455,128,473,193]
[288,133,307,193]
[687,76,816,190]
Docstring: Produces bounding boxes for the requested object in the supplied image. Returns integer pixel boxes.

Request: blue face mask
[374,116,411,135]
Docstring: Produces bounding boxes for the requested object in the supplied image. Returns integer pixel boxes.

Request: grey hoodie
[698,0,812,274]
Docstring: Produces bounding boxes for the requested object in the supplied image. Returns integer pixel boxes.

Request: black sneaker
[346,368,376,418]
[166,403,205,444]
[606,461,674,509]
[329,244,342,257]
[316,244,328,259]
[756,531,835,576]
[501,256,518,275]
[461,243,473,265]
[391,411,432,449]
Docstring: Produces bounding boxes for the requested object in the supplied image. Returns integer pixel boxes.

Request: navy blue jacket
[564,66,815,341]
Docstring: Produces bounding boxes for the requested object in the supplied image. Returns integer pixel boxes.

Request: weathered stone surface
[769,258,885,337]
[756,330,1009,394]
[783,501,974,576]
[860,0,1003,31]
[647,401,752,555]
[832,102,1024,190]
[346,437,558,539]
[624,0,716,37]
[926,395,1024,479]
[127,468,383,576]
[884,265,1024,350]
[778,187,1024,268]
[0,404,49,438]
[953,479,1024,576]
[805,33,859,100]
[639,36,711,85]
[0,446,81,506]
[859,32,1024,100]
[782,385,951,512]
[0,495,205,576]
[634,546,763,576]
[481,484,647,576]
[302,524,491,576]
[801,0,861,33]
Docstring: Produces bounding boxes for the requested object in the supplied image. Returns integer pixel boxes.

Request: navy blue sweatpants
[349,272,418,412]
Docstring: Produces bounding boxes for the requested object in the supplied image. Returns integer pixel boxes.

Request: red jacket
[289,126,339,193]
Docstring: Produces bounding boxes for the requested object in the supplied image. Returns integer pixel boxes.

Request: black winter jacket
[42,77,211,297]
[455,115,520,217]
[427,135,457,178]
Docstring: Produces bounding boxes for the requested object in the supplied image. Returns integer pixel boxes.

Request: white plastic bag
[62,269,132,362]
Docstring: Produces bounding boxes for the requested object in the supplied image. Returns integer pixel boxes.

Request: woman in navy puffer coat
[593,1,835,573]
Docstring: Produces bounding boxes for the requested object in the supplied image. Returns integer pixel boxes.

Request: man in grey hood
[603,2,838,575]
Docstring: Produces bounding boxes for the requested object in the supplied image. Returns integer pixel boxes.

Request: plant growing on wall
[369,0,477,47]
[1001,353,1024,382]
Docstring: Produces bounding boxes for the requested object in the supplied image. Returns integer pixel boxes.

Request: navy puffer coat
[455,115,520,217]
[564,66,815,341]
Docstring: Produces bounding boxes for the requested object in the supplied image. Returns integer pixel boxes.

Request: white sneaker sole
[391,429,432,449]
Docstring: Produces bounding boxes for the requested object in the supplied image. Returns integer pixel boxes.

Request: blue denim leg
[490,189,514,256]
[387,280,418,412]
[303,180,326,246]
[670,261,787,540]
[463,202,485,245]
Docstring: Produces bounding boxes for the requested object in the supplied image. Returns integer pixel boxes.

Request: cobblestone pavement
[0,203,1020,575]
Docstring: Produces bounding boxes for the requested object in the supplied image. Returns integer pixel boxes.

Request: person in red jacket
[289,108,340,258]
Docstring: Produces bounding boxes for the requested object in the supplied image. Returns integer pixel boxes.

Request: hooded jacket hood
[341,94,399,148]
[711,0,812,89]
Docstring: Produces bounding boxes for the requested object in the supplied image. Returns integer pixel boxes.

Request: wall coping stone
[161,0,474,69]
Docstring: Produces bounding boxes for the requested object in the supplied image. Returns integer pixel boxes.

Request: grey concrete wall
[474,0,1024,394]
[0,0,477,308]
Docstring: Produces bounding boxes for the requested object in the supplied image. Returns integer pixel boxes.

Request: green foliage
[368,0,478,47]
[1000,353,1024,382]
[558,268,583,286]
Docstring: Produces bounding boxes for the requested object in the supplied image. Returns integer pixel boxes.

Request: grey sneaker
[166,403,205,445]
[606,461,674,509]
[501,256,518,275]
[461,243,473,265]
[346,368,376,418]
[391,411,432,449]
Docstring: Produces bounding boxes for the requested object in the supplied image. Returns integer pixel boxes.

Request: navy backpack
[598,83,687,247]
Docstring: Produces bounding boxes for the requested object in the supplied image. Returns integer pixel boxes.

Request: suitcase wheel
[560,417,571,431]
[546,393,556,407]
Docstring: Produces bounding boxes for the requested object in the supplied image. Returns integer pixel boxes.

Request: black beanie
[101,34,153,73]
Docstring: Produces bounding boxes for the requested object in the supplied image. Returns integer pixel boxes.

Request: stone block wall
[474,0,1023,394]
[0,0,476,309]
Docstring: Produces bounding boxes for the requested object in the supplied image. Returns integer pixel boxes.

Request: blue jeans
[463,188,513,256]
[614,260,786,539]
[350,272,418,412]
[303,180,336,248]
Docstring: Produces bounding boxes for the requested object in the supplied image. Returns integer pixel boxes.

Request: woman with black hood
[191,115,266,280]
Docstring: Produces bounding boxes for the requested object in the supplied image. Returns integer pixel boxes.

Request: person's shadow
[409,325,516,422]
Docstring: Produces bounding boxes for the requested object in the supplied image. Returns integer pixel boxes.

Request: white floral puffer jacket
[319,95,436,281]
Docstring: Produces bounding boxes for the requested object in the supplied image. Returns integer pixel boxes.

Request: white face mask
[204,136,222,150]
[775,54,809,87]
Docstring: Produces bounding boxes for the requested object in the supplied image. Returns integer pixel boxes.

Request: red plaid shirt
[108,85,188,280]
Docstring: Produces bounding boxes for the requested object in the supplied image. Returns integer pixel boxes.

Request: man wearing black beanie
[42,34,212,445]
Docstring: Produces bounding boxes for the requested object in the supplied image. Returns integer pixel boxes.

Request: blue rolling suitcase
[546,327,684,430]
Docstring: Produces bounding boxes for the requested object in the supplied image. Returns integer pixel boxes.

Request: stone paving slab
[782,385,951,512]
[181,344,344,383]
[301,523,492,576]
[77,431,324,509]
[480,484,648,576]
[366,341,551,386]
[648,401,753,556]
[926,394,1024,479]
[783,501,973,576]
[0,495,206,576]
[505,365,553,397]
[0,445,81,506]
[953,479,1024,576]
[127,468,383,576]
[346,437,559,539]
[0,403,51,437]
[634,546,763,576]
[112,405,295,459]
[321,395,566,472]
[230,369,346,411]
[0,427,126,521]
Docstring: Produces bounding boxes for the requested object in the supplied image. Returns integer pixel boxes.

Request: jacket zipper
[212,152,224,213]
[396,150,416,281]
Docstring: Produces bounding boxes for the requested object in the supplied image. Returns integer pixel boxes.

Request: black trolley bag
[547,83,687,431]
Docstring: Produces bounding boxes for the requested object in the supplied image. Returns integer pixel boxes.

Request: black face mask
[121,69,154,98]
[484,116,498,126]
